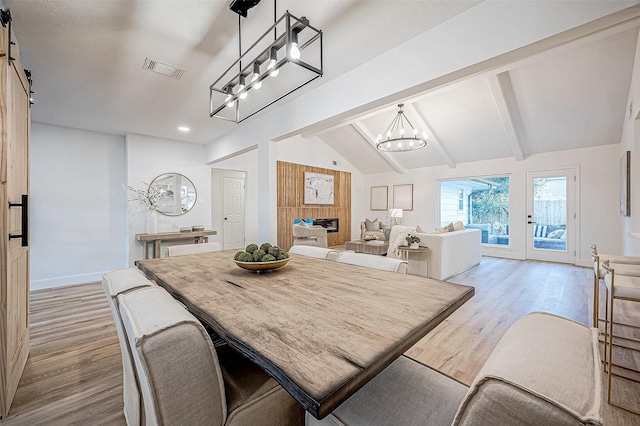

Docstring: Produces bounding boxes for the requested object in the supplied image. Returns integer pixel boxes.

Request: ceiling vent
[142,58,185,80]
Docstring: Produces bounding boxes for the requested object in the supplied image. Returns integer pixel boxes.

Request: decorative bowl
[191,225,205,231]
[234,258,290,273]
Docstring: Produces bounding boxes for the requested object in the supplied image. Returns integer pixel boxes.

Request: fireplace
[312,218,339,233]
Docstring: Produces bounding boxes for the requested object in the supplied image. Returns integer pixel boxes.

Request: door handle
[8,194,28,247]
[527,221,536,224]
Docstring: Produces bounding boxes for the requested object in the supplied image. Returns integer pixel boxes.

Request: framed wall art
[393,184,413,211]
[304,172,334,205]
[370,186,388,211]
[620,150,631,216]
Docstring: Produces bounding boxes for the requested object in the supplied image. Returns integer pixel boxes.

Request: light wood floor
[3,257,640,424]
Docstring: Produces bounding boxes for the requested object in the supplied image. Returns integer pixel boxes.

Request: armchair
[360,219,388,241]
[292,224,328,248]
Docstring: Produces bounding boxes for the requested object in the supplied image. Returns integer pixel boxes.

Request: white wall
[30,123,127,289]
[126,134,213,265]
[620,28,640,255]
[360,144,622,266]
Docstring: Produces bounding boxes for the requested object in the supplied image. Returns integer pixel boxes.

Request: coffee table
[345,240,389,255]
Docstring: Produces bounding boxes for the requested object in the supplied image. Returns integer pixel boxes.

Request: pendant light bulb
[268,47,279,77]
[251,63,262,89]
[238,76,248,100]
[225,86,235,108]
[289,31,301,60]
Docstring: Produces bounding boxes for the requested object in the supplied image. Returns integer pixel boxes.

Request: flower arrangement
[124,182,168,211]
[405,234,421,246]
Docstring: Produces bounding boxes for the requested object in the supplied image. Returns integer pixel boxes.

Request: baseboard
[30,271,106,291]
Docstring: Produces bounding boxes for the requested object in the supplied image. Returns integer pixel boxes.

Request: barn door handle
[8,194,28,247]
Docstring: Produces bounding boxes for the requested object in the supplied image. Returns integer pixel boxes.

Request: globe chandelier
[375,104,428,152]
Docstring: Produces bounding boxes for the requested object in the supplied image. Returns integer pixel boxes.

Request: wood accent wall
[277,161,351,250]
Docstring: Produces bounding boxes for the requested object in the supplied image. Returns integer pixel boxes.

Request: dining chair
[600,260,640,414]
[102,268,157,426]
[307,312,602,426]
[167,242,221,257]
[288,245,340,261]
[118,285,304,426]
[338,251,408,273]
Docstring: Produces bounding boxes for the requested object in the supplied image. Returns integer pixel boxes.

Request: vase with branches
[124,182,170,233]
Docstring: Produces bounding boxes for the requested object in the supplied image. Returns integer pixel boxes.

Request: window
[440,176,510,246]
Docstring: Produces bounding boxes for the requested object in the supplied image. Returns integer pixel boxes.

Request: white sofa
[413,228,482,280]
[387,227,482,280]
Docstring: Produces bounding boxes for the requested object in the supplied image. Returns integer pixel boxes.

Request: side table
[397,246,429,277]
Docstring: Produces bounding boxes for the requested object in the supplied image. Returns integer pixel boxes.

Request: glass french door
[525,169,575,264]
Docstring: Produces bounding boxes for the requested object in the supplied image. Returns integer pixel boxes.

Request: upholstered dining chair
[600,260,640,414]
[292,223,328,248]
[102,268,157,426]
[307,312,603,426]
[167,242,221,257]
[118,285,304,426]
[338,252,408,274]
[288,245,340,261]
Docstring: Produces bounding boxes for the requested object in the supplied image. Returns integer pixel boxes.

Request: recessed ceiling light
[178,126,190,132]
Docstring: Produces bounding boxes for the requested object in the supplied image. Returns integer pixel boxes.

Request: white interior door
[525,169,575,264]
[223,177,245,250]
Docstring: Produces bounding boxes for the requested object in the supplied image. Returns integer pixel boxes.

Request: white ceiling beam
[298,105,400,140]
[351,122,406,174]
[404,103,456,169]
[489,72,526,161]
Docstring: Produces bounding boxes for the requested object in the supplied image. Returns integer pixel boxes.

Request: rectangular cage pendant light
[210,11,323,123]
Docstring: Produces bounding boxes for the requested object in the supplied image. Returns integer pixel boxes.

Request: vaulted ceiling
[314,24,638,173]
[5,1,639,174]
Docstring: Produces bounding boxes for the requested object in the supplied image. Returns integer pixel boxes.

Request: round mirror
[151,173,197,216]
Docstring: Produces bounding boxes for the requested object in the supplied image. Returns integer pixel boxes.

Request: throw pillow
[299,220,309,227]
[434,227,446,233]
[446,222,455,232]
[416,225,426,233]
[365,218,380,231]
[453,221,465,231]
[547,229,565,239]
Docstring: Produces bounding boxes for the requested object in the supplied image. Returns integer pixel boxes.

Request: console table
[136,230,217,259]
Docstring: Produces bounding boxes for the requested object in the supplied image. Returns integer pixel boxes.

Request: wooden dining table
[136,250,474,419]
